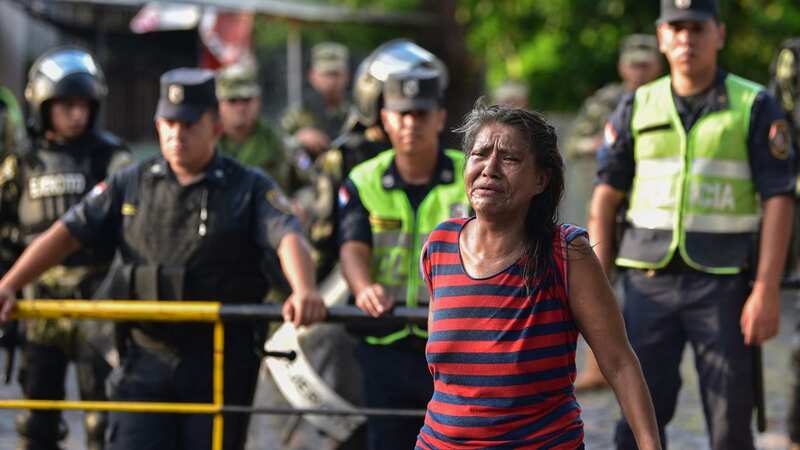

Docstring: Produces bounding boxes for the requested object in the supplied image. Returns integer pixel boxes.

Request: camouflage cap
[311,42,349,73]
[216,62,261,100]
[619,34,660,65]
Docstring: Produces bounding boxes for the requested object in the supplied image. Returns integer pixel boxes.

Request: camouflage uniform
[0,86,25,159]
[562,82,626,226]
[281,41,350,144]
[216,62,293,193]
[218,119,291,191]
[564,83,625,160]
[281,92,350,147]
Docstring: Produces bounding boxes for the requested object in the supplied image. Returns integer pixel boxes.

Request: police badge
[675,0,691,9]
[168,84,184,104]
[403,79,420,98]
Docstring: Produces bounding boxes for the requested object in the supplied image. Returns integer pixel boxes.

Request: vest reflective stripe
[627,209,674,230]
[683,213,761,233]
[350,149,468,345]
[637,158,682,178]
[620,74,762,272]
[691,158,751,179]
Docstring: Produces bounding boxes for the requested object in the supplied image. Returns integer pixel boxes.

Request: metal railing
[0,299,429,450]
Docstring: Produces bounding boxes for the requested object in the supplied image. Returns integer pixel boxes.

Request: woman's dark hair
[455,100,565,287]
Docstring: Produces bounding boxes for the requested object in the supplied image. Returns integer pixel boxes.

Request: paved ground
[0,292,796,449]
[578,291,799,450]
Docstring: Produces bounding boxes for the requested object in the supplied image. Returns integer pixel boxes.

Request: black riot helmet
[344,39,448,131]
[24,47,107,135]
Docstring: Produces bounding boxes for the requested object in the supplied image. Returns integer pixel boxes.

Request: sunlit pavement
[0,290,796,449]
[578,290,799,450]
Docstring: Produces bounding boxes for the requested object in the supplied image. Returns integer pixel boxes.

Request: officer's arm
[340,241,392,317]
[0,221,81,321]
[755,195,794,288]
[568,236,661,450]
[588,184,626,275]
[337,179,391,317]
[741,92,798,345]
[340,241,373,299]
[740,196,793,346]
[276,232,326,327]
[589,93,635,275]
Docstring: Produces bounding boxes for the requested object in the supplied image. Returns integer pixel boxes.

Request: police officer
[0,67,326,450]
[216,61,292,191]
[282,42,351,159]
[338,68,469,450]
[566,34,664,391]
[590,1,795,449]
[0,47,131,450]
[312,39,448,279]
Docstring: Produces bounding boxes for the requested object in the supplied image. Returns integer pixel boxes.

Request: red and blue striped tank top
[416,218,586,450]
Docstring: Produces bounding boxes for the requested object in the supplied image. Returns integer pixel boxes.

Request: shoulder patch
[266,189,293,215]
[769,119,791,161]
[337,185,350,207]
[89,181,107,198]
[603,121,618,146]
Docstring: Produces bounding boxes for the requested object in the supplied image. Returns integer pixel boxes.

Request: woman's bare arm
[567,236,661,450]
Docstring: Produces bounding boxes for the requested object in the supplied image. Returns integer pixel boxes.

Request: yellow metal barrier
[0,300,226,450]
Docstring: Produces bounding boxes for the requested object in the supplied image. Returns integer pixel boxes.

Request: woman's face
[465,122,548,217]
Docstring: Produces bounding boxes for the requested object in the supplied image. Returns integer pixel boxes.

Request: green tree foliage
[460,0,800,110]
[257,0,800,111]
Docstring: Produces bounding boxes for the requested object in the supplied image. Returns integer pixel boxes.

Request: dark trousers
[18,340,110,448]
[614,269,755,450]
[356,340,432,450]
[107,344,260,450]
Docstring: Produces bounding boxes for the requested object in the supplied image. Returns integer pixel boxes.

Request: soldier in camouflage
[564,34,663,392]
[564,34,664,159]
[282,42,351,160]
[216,62,292,192]
[0,47,131,450]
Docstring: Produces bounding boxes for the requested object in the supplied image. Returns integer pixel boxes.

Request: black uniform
[61,152,300,450]
[598,70,794,450]
[0,130,129,450]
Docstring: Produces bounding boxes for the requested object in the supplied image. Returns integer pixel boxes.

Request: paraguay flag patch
[338,186,350,207]
[89,181,107,198]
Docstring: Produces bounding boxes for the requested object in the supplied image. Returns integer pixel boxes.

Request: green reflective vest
[350,149,469,345]
[617,74,763,274]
